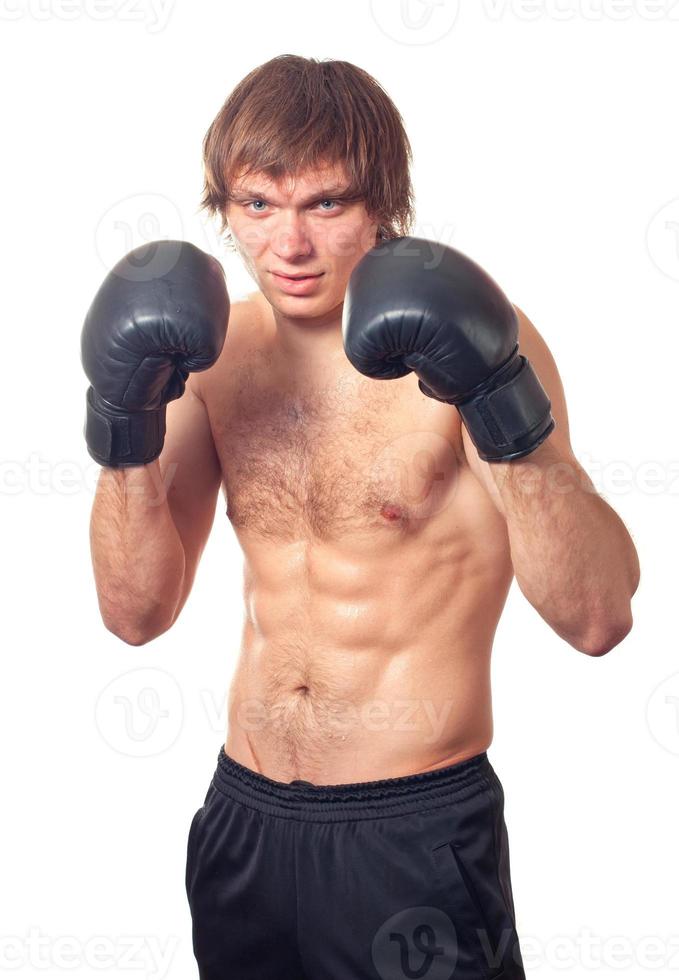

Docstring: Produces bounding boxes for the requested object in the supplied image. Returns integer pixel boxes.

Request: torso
[199,294,514,783]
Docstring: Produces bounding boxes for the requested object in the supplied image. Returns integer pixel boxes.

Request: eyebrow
[230,186,354,204]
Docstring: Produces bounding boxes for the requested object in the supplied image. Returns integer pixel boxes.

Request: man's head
[200,55,414,320]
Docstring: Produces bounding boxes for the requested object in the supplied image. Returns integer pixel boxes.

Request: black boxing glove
[81,240,229,467]
[342,237,554,462]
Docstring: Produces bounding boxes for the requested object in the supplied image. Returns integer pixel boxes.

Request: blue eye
[244,198,339,214]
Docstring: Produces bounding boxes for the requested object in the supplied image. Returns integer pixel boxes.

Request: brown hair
[200,55,414,249]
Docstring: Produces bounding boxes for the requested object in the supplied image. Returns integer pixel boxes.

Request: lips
[270,271,324,296]
[272,272,322,280]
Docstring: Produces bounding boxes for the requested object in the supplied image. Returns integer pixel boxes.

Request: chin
[277,298,330,317]
[273,293,343,319]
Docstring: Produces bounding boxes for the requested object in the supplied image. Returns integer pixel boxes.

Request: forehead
[231,163,351,201]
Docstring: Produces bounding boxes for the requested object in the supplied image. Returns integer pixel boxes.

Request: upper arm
[158,374,223,618]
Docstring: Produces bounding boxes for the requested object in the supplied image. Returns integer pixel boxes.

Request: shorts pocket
[487,772,518,929]
[431,839,508,979]
[185,805,205,898]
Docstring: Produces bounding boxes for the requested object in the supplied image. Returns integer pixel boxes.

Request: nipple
[380,502,403,522]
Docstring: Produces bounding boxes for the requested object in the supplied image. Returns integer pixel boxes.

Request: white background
[1,0,678,976]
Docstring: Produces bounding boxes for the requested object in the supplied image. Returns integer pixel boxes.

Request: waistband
[211,746,494,822]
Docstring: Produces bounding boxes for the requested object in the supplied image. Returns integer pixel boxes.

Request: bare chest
[204,360,466,540]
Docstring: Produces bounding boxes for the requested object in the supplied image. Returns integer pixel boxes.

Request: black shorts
[186,747,526,979]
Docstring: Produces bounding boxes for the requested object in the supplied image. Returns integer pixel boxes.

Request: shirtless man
[82,56,639,980]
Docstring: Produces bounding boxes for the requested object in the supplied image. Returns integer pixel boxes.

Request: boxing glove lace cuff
[458,355,555,462]
[84,387,166,468]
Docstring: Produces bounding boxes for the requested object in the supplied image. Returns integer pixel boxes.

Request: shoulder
[192,290,270,401]
[513,304,552,355]
[226,290,271,349]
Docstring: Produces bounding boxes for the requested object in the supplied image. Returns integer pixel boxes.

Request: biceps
[159,378,223,578]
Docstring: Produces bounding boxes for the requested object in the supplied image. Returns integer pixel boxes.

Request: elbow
[101,610,174,648]
[577,613,634,657]
[118,628,155,648]
[104,620,156,647]
[95,577,185,648]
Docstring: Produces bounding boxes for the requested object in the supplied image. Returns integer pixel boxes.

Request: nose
[271,212,313,262]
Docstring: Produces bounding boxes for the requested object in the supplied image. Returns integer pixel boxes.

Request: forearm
[491,441,640,654]
[90,461,186,645]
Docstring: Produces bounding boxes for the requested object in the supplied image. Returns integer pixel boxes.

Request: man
[83,56,639,980]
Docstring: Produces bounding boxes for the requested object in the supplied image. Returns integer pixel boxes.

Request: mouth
[271,271,323,281]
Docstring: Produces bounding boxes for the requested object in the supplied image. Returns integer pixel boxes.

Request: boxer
[83,55,639,980]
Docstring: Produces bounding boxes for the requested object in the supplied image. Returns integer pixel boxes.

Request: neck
[261,295,351,382]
